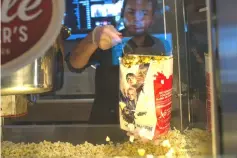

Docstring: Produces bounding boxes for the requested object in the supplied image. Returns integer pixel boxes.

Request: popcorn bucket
[1,95,28,117]
[119,55,173,140]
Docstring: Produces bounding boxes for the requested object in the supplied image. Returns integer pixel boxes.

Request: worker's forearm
[69,32,98,69]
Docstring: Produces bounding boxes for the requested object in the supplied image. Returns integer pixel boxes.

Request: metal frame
[173,0,191,132]
[206,0,221,156]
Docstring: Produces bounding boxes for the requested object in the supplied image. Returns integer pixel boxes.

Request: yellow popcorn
[161,140,171,148]
[129,136,135,143]
[106,136,110,142]
[121,55,172,68]
[165,148,175,157]
[146,154,154,158]
[1,129,212,157]
[119,102,126,110]
[137,148,146,156]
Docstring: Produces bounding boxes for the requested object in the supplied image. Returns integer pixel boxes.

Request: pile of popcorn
[1,128,212,158]
[121,55,171,68]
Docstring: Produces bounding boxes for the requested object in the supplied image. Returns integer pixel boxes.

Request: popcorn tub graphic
[119,55,173,140]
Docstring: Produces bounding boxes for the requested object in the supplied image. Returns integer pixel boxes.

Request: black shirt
[66,32,171,124]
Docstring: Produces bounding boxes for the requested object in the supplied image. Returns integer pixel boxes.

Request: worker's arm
[67,25,122,70]
[69,32,98,69]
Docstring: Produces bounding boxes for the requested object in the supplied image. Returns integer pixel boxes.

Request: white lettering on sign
[1,48,11,56]
[1,0,43,23]
[2,26,28,43]
[2,27,12,43]
[19,26,28,42]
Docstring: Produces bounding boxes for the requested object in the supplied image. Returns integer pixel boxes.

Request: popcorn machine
[1,0,237,157]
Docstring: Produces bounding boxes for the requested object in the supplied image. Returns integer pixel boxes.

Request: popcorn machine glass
[1,0,237,157]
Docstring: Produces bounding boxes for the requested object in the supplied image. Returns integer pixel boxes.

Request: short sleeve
[160,39,172,56]
[150,36,172,56]
[164,40,172,55]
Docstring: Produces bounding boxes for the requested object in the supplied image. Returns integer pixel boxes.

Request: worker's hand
[92,25,122,50]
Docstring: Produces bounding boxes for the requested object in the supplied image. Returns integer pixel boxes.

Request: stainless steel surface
[206,0,220,156]
[35,98,94,104]
[1,47,56,95]
[1,95,28,117]
[216,0,237,155]
[3,101,92,123]
[1,26,70,95]
[2,125,127,145]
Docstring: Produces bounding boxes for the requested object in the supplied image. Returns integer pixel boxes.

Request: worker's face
[123,0,153,36]
[127,75,137,86]
[127,89,136,101]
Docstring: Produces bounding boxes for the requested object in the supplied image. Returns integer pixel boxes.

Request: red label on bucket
[154,72,173,135]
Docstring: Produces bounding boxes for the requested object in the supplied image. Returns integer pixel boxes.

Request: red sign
[1,0,65,76]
